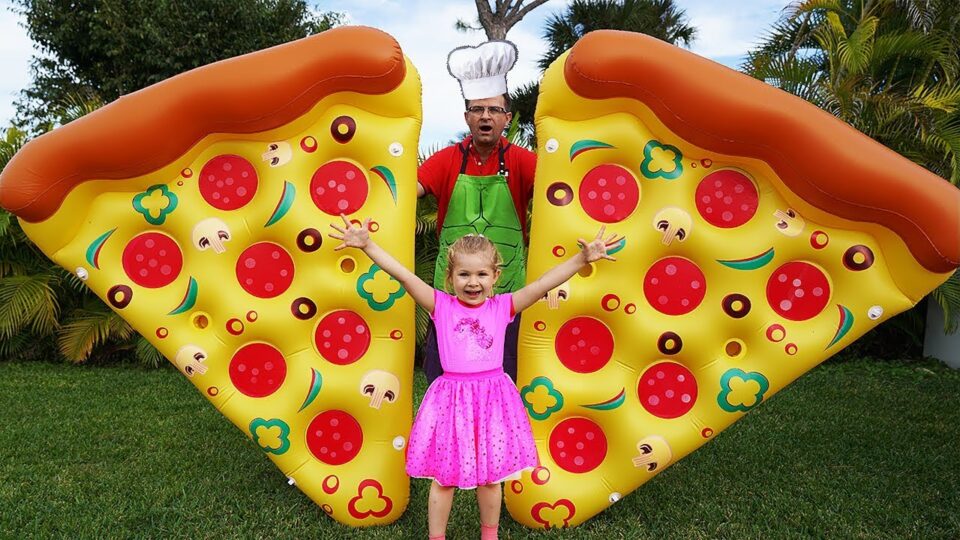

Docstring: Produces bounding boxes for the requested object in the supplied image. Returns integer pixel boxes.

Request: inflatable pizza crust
[0,26,421,527]
[505,30,960,528]
[1,27,958,530]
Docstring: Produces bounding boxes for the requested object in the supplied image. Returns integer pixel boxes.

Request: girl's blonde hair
[444,234,502,291]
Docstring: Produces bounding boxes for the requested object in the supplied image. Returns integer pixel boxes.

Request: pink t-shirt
[431,290,515,374]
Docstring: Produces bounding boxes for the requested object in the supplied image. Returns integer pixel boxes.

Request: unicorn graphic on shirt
[453,317,494,361]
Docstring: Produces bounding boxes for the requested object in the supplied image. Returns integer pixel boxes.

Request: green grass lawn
[1,359,958,539]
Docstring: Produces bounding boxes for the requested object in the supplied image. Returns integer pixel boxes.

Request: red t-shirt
[418,136,536,235]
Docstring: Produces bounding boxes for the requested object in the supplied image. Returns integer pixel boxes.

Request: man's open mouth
[479,125,494,134]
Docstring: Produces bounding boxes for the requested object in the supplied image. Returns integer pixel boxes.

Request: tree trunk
[473,0,551,40]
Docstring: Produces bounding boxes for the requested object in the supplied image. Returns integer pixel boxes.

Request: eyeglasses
[466,105,508,116]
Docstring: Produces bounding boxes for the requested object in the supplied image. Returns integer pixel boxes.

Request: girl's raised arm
[329,215,436,314]
[511,226,622,314]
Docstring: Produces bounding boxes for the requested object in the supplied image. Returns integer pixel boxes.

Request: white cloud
[0,1,34,127]
[684,0,786,59]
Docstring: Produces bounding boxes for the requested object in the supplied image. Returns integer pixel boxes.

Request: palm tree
[744,0,960,334]
[744,0,960,182]
[512,0,697,144]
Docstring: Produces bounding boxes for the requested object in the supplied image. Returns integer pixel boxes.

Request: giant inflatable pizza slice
[506,30,960,528]
[0,26,420,527]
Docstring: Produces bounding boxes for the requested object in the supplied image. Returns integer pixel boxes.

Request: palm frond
[510,81,540,147]
[895,0,937,32]
[0,331,35,359]
[134,335,165,368]
[871,32,950,78]
[55,91,105,126]
[788,0,845,18]
[0,210,12,239]
[750,53,827,105]
[418,143,443,167]
[840,14,878,74]
[0,126,28,171]
[929,270,960,333]
[0,273,60,339]
[57,305,134,362]
[912,83,960,112]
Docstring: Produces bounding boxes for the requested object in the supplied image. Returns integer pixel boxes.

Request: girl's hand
[328,214,372,251]
[577,225,623,263]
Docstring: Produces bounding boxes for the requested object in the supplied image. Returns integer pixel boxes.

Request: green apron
[433,142,526,294]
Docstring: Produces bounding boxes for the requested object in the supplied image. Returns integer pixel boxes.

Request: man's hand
[328,214,372,251]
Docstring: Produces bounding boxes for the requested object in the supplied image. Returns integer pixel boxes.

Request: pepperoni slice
[554,317,613,373]
[199,154,258,210]
[766,261,831,321]
[638,362,697,419]
[310,160,369,215]
[121,232,183,288]
[578,164,639,223]
[228,343,287,397]
[695,169,758,228]
[548,418,607,473]
[314,311,371,365]
[643,257,706,315]
[306,410,363,465]
[235,242,295,298]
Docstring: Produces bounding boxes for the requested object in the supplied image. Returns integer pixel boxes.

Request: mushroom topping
[652,207,692,245]
[773,208,805,236]
[191,217,231,254]
[359,370,400,409]
[261,141,292,167]
[174,344,209,377]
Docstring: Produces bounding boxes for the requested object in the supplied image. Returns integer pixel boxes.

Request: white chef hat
[447,40,518,100]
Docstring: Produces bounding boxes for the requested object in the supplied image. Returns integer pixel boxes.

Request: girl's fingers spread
[340,213,352,227]
[577,238,587,247]
[363,217,372,229]
[604,254,617,261]
[329,223,345,233]
[327,233,344,241]
[596,225,606,239]
[333,244,347,251]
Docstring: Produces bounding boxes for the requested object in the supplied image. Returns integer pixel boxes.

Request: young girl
[329,215,620,539]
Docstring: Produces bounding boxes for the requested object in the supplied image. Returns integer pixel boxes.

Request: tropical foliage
[510,0,697,145]
[743,0,960,332]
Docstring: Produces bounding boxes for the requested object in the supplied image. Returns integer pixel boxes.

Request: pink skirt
[406,368,538,489]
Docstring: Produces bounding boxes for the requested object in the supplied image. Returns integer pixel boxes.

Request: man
[417,40,536,384]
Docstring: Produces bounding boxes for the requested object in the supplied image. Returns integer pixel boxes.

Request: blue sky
[0,0,787,148]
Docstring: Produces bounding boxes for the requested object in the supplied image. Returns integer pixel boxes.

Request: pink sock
[481,523,498,540]
[428,535,445,540]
